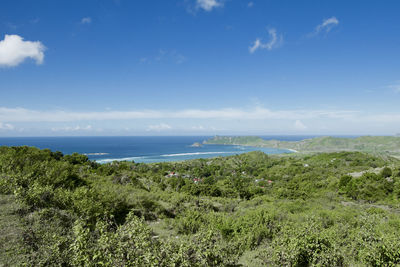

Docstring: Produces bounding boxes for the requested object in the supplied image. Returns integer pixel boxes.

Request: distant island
[190,142,203,147]
[204,135,400,156]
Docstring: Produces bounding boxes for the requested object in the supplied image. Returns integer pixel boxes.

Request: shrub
[381,167,393,178]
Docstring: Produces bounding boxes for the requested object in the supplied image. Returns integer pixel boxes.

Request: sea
[0,136,316,164]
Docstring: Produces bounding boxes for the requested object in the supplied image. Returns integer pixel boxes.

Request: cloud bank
[147,123,172,132]
[294,120,307,130]
[0,122,14,130]
[0,35,45,67]
[2,106,400,135]
[0,106,358,122]
[51,125,92,132]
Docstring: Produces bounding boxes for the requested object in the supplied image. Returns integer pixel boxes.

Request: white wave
[84,152,109,156]
[160,151,237,157]
[95,150,252,164]
[95,156,144,163]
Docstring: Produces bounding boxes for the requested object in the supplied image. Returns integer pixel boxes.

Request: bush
[381,167,393,178]
[270,219,344,266]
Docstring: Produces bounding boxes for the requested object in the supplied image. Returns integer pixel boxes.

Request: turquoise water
[0,136,299,163]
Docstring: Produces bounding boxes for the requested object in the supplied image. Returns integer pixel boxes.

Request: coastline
[95,145,291,163]
[204,135,400,156]
[0,136,299,164]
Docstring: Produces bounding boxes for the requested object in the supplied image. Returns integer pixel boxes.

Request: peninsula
[204,135,400,156]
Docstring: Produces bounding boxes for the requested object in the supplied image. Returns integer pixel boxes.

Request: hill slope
[2,146,400,266]
[204,135,400,155]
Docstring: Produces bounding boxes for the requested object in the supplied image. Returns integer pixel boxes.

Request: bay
[0,136,311,163]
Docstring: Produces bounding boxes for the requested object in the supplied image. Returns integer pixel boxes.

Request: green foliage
[341,172,394,201]
[63,152,89,165]
[69,212,237,266]
[270,219,345,266]
[2,145,400,266]
[381,167,393,178]
[339,175,352,188]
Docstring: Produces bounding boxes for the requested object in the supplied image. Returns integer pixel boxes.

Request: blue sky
[1,0,400,136]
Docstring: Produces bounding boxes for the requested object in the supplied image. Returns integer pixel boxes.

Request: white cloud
[388,82,400,93]
[51,125,92,132]
[81,17,92,24]
[196,0,223,11]
[249,39,262,54]
[0,106,358,122]
[294,120,307,130]
[0,122,14,130]
[247,2,254,7]
[189,125,220,132]
[249,28,282,53]
[191,125,205,130]
[5,106,400,134]
[146,123,172,132]
[313,17,339,35]
[0,34,45,67]
[175,53,187,64]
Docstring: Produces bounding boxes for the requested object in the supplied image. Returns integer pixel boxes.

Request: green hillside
[2,146,400,266]
[203,136,266,146]
[205,135,400,155]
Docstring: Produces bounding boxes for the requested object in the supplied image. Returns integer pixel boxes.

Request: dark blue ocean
[0,136,316,164]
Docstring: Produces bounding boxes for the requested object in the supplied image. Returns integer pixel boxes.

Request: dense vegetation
[1,146,400,266]
[205,135,400,156]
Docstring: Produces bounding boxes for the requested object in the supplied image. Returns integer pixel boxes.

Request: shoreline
[206,142,299,154]
[93,144,291,164]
